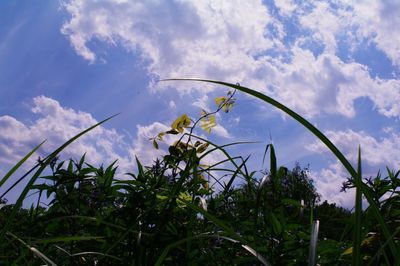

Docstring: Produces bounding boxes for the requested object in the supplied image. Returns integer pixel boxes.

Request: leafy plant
[1,78,399,265]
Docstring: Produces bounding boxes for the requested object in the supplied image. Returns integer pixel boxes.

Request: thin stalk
[352,147,362,266]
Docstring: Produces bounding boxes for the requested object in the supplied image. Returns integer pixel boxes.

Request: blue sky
[0,0,399,208]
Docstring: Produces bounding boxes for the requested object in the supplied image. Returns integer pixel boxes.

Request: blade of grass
[47,215,147,236]
[179,133,256,191]
[0,140,46,188]
[197,155,251,189]
[266,144,278,200]
[155,232,271,266]
[31,236,105,244]
[261,144,276,179]
[189,134,255,184]
[222,155,251,194]
[368,227,400,266]
[70,252,121,261]
[360,181,399,256]
[269,144,277,180]
[352,147,362,266]
[6,231,57,266]
[198,155,246,172]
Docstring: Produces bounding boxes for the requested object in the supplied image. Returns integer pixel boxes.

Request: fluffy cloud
[61,0,279,90]
[309,129,400,171]
[61,0,400,119]
[310,162,356,209]
[274,0,297,17]
[0,96,132,171]
[128,122,170,167]
[307,128,400,207]
[298,1,400,66]
[345,0,400,66]
[0,116,32,164]
[269,49,400,118]
[299,2,348,53]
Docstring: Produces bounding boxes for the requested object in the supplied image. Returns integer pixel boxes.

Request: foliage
[0,79,399,265]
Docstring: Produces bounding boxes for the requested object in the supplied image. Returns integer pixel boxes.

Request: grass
[165,78,400,265]
[0,79,399,265]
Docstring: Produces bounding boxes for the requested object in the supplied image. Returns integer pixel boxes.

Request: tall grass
[1,79,399,264]
[164,78,400,264]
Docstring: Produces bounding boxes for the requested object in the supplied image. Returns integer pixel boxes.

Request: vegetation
[0,80,399,265]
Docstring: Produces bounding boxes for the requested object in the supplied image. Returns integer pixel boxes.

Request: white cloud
[61,0,281,92]
[309,129,400,171]
[268,48,400,118]
[274,0,297,17]
[0,96,133,172]
[230,116,240,125]
[192,94,210,111]
[308,128,399,208]
[297,1,400,66]
[61,0,400,120]
[306,127,400,208]
[273,1,400,118]
[0,116,31,164]
[299,2,349,53]
[345,1,400,66]
[168,100,176,109]
[211,124,231,139]
[310,162,355,208]
[128,122,171,167]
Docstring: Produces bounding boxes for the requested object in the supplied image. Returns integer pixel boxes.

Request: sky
[0,0,399,208]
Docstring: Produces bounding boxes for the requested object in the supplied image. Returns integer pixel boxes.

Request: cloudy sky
[0,0,399,208]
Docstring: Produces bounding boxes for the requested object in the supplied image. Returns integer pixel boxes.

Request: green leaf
[196,143,209,153]
[270,213,282,234]
[153,139,159,149]
[157,132,165,140]
[214,96,226,106]
[166,129,179,135]
[200,112,217,134]
[171,113,191,133]
[77,153,86,170]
